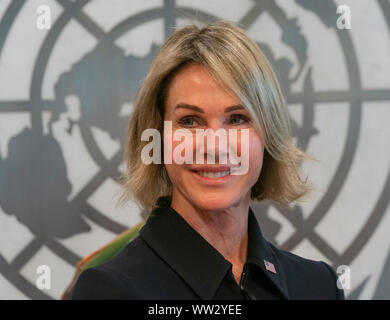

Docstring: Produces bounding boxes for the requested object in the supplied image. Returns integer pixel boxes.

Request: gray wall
[0,0,389,299]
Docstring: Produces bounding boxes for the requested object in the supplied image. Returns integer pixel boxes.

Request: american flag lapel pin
[264,260,277,274]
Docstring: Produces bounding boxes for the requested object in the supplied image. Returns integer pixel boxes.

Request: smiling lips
[190,166,232,179]
[198,170,230,178]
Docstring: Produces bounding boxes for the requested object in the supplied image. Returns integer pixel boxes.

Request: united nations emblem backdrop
[0,0,389,300]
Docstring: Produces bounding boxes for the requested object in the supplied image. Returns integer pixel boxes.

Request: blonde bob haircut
[118,20,316,210]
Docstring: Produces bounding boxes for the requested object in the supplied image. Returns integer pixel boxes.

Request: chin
[190,192,241,211]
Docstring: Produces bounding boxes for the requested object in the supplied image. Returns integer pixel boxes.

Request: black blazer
[72,196,345,300]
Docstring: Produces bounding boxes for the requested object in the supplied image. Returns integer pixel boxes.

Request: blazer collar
[139,196,289,300]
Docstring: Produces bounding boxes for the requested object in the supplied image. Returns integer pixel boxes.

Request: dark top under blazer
[72,196,345,300]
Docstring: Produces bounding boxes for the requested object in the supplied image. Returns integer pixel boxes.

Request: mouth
[189,166,233,184]
[195,170,230,178]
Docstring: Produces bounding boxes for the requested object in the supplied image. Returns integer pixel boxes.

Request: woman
[72,20,344,300]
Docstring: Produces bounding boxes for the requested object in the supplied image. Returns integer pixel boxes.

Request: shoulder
[72,236,153,300]
[267,241,345,300]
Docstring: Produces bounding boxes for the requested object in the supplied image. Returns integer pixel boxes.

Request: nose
[194,123,233,165]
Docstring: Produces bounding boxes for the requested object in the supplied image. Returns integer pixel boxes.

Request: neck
[170,191,250,266]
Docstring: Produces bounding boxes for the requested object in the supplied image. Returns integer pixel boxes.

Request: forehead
[165,63,241,110]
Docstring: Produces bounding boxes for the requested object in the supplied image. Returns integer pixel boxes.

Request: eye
[229,114,250,125]
[178,116,199,127]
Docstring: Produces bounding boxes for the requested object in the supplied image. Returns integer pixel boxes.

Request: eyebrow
[174,103,245,113]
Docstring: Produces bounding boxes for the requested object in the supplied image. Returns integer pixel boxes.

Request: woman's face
[163,63,264,211]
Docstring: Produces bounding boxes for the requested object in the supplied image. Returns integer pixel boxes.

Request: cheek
[164,164,181,191]
[164,163,184,183]
[234,129,264,174]
[248,133,264,175]
[162,129,192,180]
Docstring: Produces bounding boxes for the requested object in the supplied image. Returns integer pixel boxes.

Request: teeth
[198,170,230,178]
